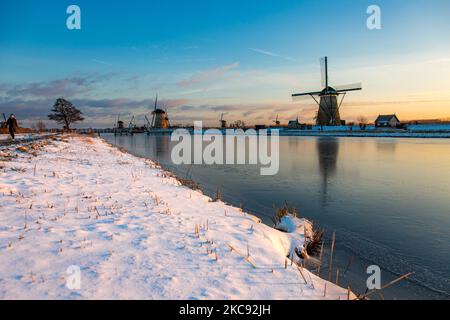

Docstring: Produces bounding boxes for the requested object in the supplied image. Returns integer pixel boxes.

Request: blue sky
[1,0,450,127]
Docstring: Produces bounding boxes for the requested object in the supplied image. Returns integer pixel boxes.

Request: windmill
[273,114,281,126]
[220,113,227,129]
[114,114,135,135]
[114,114,125,136]
[150,94,169,129]
[292,57,362,126]
[127,116,136,135]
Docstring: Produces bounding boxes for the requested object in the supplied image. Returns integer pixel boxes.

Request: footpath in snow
[0,135,351,300]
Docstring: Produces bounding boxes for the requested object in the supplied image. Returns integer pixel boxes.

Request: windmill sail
[320,56,328,88]
[292,56,362,126]
[154,94,158,110]
[334,83,362,93]
[149,94,158,128]
[292,90,323,99]
[145,115,151,127]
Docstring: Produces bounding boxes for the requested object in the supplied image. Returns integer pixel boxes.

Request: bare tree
[231,120,246,129]
[33,120,47,132]
[357,116,368,125]
[48,98,84,130]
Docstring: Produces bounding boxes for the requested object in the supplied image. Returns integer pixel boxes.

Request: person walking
[6,114,18,139]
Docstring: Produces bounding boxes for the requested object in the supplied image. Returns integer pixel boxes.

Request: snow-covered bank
[0,135,351,300]
[271,124,450,138]
[0,133,56,145]
[0,134,31,142]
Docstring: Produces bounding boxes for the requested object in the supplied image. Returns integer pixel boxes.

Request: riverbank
[275,124,450,138]
[0,134,351,300]
[276,130,450,138]
[102,129,450,139]
[101,133,450,299]
[0,133,57,146]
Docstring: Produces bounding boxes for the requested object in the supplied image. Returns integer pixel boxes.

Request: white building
[375,114,400,128]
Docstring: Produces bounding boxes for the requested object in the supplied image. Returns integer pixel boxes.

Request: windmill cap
[320,86,338,95]
[152,109,166,114]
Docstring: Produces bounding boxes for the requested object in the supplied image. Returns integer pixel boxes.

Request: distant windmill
[114,114,125,136]
[127,115,136,135]
[292,57,362,126]
[117,115,124,130]
[273,114,281,126]
[114,114,134,136]
[150,94,169,129]
[220,113,227,129]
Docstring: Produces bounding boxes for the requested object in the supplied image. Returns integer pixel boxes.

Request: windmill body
[150,95,169,129]
[317,88,341,126]
[152,109,169,129]
[274,114,281,126]
[292,57,362,126]
[220,113,227,129]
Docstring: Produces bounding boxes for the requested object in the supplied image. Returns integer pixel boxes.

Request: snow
[269,124,450,138]
[0,135,352,300]
[0,134,29,141]
[275,129,450,138]
[0,133,54,143]
[275,215,299,234]
[408,124,450,132]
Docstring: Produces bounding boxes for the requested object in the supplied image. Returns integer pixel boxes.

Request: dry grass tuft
[305,228,325,257]
[272,202,298,225]
[179,177,201,190]
[79,136,94,145]
[211,188,222,202]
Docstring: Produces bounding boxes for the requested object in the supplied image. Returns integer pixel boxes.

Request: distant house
[375,114,400,128]
[288,118,301,129]
[408,119,442,125]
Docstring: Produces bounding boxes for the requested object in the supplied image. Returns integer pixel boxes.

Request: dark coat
[6,117,18,129]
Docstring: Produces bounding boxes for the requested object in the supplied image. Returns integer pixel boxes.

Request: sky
[1,0,450,128]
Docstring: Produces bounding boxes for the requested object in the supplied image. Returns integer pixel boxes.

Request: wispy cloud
[426,57,450,64]
[0,97,189,125]
[4,77,93,98]
[178,62,240,87]
[249,48,299,62]
[92,59,112,66]
[1,73,119,99]
[183,45,200,50]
